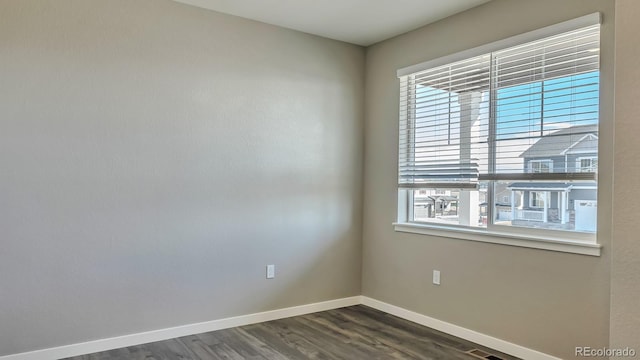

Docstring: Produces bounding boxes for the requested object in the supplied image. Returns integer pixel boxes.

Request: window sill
[393,222,601,256]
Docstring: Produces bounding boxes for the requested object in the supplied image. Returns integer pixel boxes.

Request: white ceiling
[173,0,491,46]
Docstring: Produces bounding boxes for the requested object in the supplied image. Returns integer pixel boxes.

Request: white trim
[0,295,570,360]
[393,222,601,256]
[397,12,601,77]
[529,159,554,174]
[360,296,562,360]
[561,134,597,155]
[576,156,598,173]
[0,297,361,360]
[529,191,546,208]
[572,185,597,190]
[509,187,570,191]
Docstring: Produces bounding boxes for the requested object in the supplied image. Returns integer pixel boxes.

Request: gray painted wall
[362,1,615,359]
[0,0,364,355]
[611,0,640,354]
[5,0,640,358]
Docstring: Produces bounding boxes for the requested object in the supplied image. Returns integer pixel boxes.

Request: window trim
[393,222,601,256]
[395,13,603,255]
[528,159,553,174]
[528,191,546,208]
[397,13,601,77]
[577,156,598,172]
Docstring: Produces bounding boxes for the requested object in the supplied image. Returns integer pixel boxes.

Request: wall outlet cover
[266,264,275,279]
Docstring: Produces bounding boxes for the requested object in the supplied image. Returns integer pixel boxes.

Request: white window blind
[398,20,600,189]
[488,24,600,181]
[398,55,490,189]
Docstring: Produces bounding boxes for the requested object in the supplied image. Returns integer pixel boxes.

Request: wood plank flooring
[64,305,519,360]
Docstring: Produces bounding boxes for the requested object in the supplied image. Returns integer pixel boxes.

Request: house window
[529,191,546,208]
[529,160,553,173]
[396,14,600,247]
[577,157,598,172]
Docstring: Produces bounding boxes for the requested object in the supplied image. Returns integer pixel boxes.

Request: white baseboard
[0,296,361,360]
[360,296,561,360]
[1,295,560,360]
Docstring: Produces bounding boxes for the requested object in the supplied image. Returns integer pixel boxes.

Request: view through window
[399,22,600,235]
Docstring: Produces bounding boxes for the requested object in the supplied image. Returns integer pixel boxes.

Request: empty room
[1,0,639,359]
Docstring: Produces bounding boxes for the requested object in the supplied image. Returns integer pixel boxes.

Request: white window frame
[529,191,546,208]
[394,13,602,257]
[529,160,553,174]
[577,156,598,172]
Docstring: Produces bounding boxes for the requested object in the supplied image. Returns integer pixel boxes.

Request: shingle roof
[519,125,598,158]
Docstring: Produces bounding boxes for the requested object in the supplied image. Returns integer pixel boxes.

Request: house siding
[525,152,598,173]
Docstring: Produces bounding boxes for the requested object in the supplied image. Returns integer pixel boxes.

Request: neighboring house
[414,189,459,221]
[520,124,598,174]
[496,125,598,231]
[414,186,489,225]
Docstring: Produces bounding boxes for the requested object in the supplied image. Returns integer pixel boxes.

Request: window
[396,14,600,250]
[529,191,546,208]
[529,160,553,173]
[577,157,598,172]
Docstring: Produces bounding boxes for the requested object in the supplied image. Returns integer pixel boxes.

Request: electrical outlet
[266,264,275,279]
[433,270,441,285]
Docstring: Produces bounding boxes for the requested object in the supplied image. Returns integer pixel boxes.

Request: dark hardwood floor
[64,305,519,360]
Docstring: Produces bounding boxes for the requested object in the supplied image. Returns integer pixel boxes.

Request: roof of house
[519,124,598,158]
